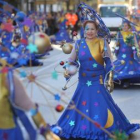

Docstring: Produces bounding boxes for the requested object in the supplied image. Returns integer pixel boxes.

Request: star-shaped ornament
[20,71,27,78]
[93,63,98,68]
[54,94,61,101]
[122,54,126,58]
[94,115,99,120]
[81,125,87,130]
[69,120,75,126]
[82,101,86,106]
[86,80,92,87]
[52,71,58,80]
[27,43,38,53]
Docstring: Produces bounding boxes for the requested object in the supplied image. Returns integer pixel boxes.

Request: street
[19,41,140,140]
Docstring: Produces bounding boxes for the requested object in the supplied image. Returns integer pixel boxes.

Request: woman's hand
[106,71,114,93]
[106,79,114,93]
[46,131,61,140]
[63,70,71,78]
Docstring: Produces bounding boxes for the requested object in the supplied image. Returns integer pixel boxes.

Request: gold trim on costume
[99,75,103,84]
[86,38,104,65]
[121,31,133,42]
[0,73,15,129]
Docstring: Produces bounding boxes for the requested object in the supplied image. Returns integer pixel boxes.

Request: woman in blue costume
[0,62,60,140]
[113,20,140,88]
[54,17,140,140]
[131,15,140,46]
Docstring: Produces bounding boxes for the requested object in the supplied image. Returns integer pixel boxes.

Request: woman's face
[84,23,97,40]
[122,22,130,31]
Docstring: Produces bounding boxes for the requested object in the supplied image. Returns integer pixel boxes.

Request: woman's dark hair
[123,21,131,29]
[83,20,98,30]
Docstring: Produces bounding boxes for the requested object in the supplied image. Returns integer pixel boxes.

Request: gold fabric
[86,38,104,65]
[121,31,133,42]
[135,23,140,31]
[0,73,15,129]
[99,75,103,84]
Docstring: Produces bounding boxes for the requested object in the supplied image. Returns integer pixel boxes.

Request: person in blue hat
[50,14,73,43]
[113,19,140,88]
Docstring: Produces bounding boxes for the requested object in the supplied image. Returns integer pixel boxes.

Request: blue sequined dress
[55,38,140,139]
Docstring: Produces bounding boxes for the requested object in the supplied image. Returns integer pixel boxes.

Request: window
[100,6,127,17]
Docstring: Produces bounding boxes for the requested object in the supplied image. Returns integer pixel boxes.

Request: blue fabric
[54,39,140,139]
[0,117,24,140]
[55,20,73,42]
[113,32,140,82]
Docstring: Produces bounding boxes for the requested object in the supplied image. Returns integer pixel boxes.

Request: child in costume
[113,20,140,88]
[53,3,140,140]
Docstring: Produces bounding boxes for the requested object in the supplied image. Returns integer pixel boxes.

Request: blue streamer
[115,13,137,26]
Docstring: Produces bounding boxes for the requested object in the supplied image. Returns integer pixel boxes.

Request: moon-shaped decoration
[104,109,114,128]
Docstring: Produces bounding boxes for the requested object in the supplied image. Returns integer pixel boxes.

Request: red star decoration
[3,132,8,140]
[92,74,96,77]
[130,54,134,58]
[1,23,14,32]
[1,67,8,73]
[87,68,90,71]
[82,101,87,106]
[82,73,86,77]
[89,57,92,61]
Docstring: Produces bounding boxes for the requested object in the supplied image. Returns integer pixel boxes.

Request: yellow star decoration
[129,61,133,64]
[82,73,86,77]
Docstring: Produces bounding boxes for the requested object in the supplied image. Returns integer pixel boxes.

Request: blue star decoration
[94,115,99,120]
[54,94,61,101]
[69,120,75,126]
[93,63,98,68]
[86,80,92,87]
[27,43,38,53]
[18,58,27,65]
[20,71,27,78]
[52,71,58,80]
[122,54,126,58]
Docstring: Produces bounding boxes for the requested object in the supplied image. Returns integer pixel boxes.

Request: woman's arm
[68,44,77,62]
